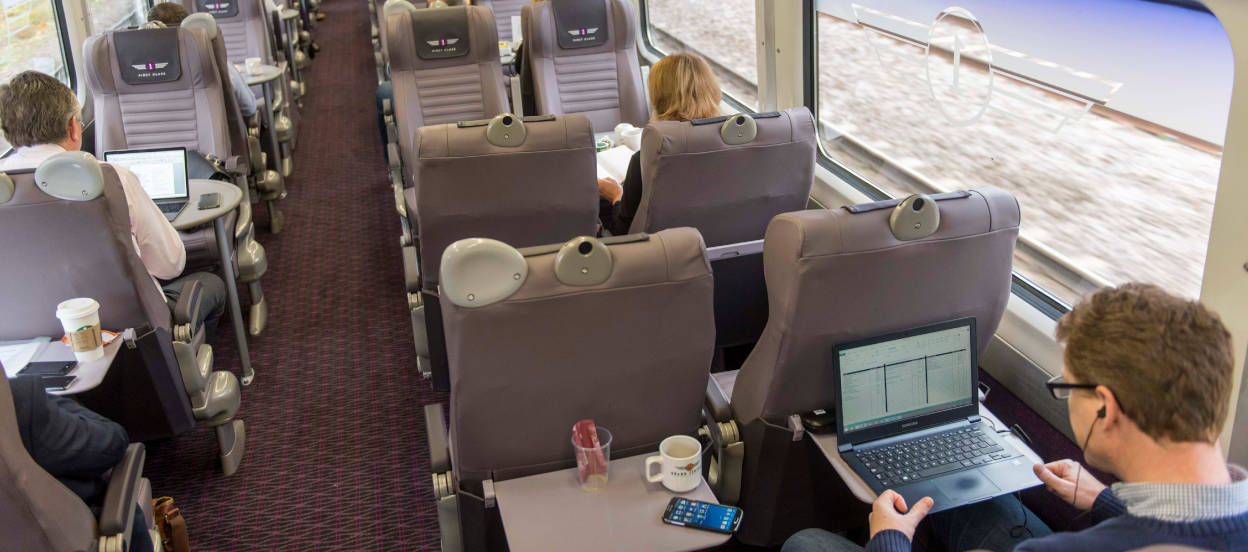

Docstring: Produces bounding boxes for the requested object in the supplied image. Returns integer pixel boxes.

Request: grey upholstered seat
[476,0,526,44]
[0,374,152,552]
[0,153,246,475]
[704,188,1021,545]
[405,113,599,390]
[521,0,648,132]
[632,107,817,246]
[386,4,508,182]
[426,229,715,548]
[85,23,272,337]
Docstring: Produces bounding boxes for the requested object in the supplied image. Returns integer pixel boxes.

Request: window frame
[637,0,760,114]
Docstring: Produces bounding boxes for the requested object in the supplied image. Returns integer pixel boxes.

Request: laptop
[833,317,1041,514]
[103,147,190,221]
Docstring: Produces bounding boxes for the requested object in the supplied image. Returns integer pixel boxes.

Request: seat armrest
[426,403,451,474]
[99,443,145,536]
[222,155,242,176]
[706,377,731,422]
[172,279,204,335]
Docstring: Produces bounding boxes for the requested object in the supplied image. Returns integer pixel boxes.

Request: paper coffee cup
[622,127,642,151]
[613,123,634,145]
[245,57,263,75]
[56,298,104,362]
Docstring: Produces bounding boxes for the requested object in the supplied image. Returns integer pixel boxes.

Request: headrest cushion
[441,238,528,308]
[552,0,608,49]
[412,5,470,60]
[554,236,613,286]
[113,28,183,85]
[383,0,418,18]
[181,13,220,39]
[485,114,525,147]
[0,173,13,203]
[194,0,238,19]
[720,113,757,145]
[889,194,940,241]
[34,152,105,201]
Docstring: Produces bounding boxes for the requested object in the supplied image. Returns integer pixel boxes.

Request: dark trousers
[162,272,227,338]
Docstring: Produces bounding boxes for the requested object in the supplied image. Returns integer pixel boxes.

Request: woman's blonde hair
[648,53,721,122]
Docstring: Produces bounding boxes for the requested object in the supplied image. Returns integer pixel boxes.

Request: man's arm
[229,65,258,117]
[1087,488,1126,524]
[113,164,186,280]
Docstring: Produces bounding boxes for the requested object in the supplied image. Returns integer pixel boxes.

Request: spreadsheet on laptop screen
[105,150,187,200]
[838,325,974,433]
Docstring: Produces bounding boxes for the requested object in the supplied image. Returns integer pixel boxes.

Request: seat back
[387,5,508,173]
[183,13,251,174]
[475,0,526,43]
[85,26,232,156]
[0,374,98,552]
[632,108,817,247]
[521,0,647,132]
[182,0,276,64]
[414,114,598,289]
[731,188,1021,424]
[441,229,715,482]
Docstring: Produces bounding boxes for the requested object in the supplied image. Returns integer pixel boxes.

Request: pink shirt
[1,144,186,291]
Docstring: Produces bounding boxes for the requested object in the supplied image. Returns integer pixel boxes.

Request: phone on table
[661,497,743,534]
[198,192,221,210]
[17,360,76,377]
[39,375,76,392]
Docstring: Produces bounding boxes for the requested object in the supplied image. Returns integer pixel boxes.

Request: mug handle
[645,455,664,483]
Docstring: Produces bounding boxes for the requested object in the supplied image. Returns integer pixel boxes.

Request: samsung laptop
[834,317,1041,513]
[103,147,189,221]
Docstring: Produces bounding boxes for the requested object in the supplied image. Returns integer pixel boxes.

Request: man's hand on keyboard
[869,489,934,541]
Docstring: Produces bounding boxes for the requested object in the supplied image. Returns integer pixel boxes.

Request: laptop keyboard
[856,426,1017,488]
[159,202,182,214]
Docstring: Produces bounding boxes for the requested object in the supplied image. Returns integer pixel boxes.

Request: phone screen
[40,375,76,391]
[18,361,76,377]
[662,497,741,534]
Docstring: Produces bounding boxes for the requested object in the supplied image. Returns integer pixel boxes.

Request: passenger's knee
[782,528,857,552]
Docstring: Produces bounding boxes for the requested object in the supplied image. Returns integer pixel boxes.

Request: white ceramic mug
[621,127,642,151]
[645,435,702,493]
[613,122,635,145]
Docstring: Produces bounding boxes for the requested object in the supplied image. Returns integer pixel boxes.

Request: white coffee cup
[56,298,104,362]
[613,122,635,145]
[245,57,263,75]
[645,435,702,493]
[621,127,642,151]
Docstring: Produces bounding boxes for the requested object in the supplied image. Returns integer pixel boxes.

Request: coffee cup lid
[56,297,100,320]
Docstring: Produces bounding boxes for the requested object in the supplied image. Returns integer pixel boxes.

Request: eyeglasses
[1045,374,1098,400]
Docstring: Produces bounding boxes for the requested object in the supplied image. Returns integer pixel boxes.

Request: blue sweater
[867,490,1248,552]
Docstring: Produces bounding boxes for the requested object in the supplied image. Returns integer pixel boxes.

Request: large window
[644,0,759,110]
[814,0,1231,305]
[87,0,145,34]
[0,0,71,151]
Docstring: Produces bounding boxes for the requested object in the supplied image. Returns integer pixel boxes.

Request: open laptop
[103,147,189,221]
[834,317,1041,514]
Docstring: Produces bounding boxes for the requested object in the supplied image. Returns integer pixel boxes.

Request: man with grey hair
[0,71,226,334]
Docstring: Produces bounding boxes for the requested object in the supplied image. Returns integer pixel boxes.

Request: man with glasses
[784,283,1248,551]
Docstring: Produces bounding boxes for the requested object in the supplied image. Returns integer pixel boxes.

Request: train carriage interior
[1,0,1248,550]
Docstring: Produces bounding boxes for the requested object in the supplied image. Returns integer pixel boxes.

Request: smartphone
[17,360,76,377]
[661,497,742,534]
[40,375,76,392]
[198,192,221,210]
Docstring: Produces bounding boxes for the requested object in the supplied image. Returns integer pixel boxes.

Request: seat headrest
[888,194,941,241]
[383,0,418,18]
[412,5,471,59]
[112,27,183,84]
[182,12,220,39]
[719,113,757,145]
[553,236,612,286]
[0,173,13,203]
[441,238,529,308]
[194,0,239,19]
[428,0,449,6]
[551,0,608,49]
[34,152,105,201]
[484,113,528,147]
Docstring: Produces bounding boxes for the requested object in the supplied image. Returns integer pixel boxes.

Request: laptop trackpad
[934,470,1000,504]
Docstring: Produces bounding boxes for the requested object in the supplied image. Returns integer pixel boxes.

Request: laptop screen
[103,148,188,201]
[836,319,977,437]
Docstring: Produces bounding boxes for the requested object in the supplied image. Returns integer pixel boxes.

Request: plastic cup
[56,298,103,362]
[572,426,612,491]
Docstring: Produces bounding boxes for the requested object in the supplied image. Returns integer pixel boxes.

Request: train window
[642,0,759,110]
[87,0,146,34]
[0,0,73,152]
[813,0,1231,307]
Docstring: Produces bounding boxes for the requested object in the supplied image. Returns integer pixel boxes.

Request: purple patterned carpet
[143,1,447,549]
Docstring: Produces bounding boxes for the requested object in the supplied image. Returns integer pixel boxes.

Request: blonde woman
[598,52,722,235]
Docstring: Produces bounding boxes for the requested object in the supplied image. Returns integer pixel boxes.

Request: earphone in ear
[1097,406,1106,419]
